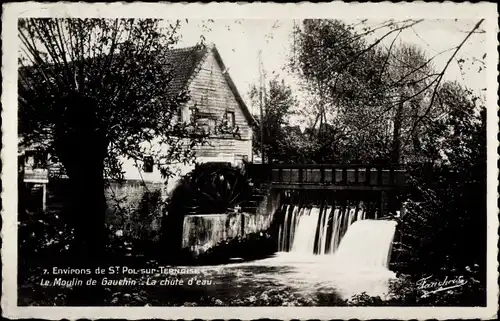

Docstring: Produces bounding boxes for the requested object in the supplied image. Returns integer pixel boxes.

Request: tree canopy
[249,77,299,163]
[18,19,222,182]
[252,19,485,166]
[18,18,215,257]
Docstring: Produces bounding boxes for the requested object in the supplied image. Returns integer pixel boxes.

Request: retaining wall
[181,188,280,256]
[181,212,275,256]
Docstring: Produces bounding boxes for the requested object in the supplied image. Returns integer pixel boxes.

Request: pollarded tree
[18,18,213,259]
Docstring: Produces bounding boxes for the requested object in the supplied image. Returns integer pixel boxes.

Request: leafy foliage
[18,18,213,182]
[249,77,299,162]
[392,86,486,290]
[17,18,222,256]
[286,20,452,164]
[18,209,75,258]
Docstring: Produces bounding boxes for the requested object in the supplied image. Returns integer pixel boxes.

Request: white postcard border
[2,2,498,320]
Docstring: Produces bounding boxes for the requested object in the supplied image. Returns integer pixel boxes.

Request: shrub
[393,164,486,279]
[18,209,75,258]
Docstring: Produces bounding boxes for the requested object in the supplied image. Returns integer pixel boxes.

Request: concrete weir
[181,189,281,256]
[182,189,281,256]
[181,212,274,256]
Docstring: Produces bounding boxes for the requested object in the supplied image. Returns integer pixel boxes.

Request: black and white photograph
[1,2,498,320]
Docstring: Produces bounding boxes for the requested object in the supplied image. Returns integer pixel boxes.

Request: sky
[170,19,488,115]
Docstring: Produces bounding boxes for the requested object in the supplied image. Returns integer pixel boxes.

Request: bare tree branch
[403,18,485,149]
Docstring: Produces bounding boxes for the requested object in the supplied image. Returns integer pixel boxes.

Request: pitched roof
[161,45,209,96]
[209,45,257,126]
[169,44,257,126]
[19,44,257,126]
[18,45,208,97]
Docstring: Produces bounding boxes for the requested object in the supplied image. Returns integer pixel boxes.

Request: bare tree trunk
[54,111,109,261]
[66,160,108,306]
[52,97,109,305]
[387,91,405,215]
[68,159,107,259]
[391,93,404,164]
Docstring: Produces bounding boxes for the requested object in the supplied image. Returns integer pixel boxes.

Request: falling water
[289,206,299,250]
[278,202,367,255]
[281,205,290,251]
[327,219,398,299]
[291,207,319,254]
[222,217,398,301]
[184,209,399,303]
[317,206,332,254]
[333,219,397,269]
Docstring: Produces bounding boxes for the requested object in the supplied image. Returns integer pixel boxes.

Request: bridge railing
[247,163,407,191]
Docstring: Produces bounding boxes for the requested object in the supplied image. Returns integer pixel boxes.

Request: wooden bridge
[247,163,407,191]
[246,163,407,217]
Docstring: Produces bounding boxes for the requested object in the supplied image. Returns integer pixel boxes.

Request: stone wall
[181,212,275,256]
[257,188,281,217]
[104,180,165,241]
[181,188,281,256]
[182,213,242,255]
[39,179,165,241]
[40,178,282,247]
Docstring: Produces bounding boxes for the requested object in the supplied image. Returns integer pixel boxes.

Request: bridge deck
[248,164,407,191]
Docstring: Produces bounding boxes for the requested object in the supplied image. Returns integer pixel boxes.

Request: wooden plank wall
[186,51,253,161]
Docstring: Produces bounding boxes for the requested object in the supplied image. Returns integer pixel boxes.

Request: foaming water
[324,219,398,298]
[194,219,398,301]
[334,219,397,268]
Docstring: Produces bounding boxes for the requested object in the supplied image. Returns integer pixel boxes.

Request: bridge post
[379,190,389,218]
[240,212,245,237]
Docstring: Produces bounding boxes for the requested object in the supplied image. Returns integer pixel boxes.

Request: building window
[25,154,34,166]
[208,118,217,130]
[225,111,235,128]
[143,156,154,173]
[179,104,198,124]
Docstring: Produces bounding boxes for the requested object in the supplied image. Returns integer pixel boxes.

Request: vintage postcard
[1,2,498,320]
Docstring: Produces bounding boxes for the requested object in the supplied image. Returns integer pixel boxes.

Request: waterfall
[290,207,318,253]
[282,205,290,251]
[329,207,342,254]
[278,205,299,252]
[277,202,367,255]
[317,206,332,254]
[333,219,397,269]
[289,206,299,250]
[327,219,398,299]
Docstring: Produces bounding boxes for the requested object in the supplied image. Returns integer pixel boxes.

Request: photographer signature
[416,275,468,298]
